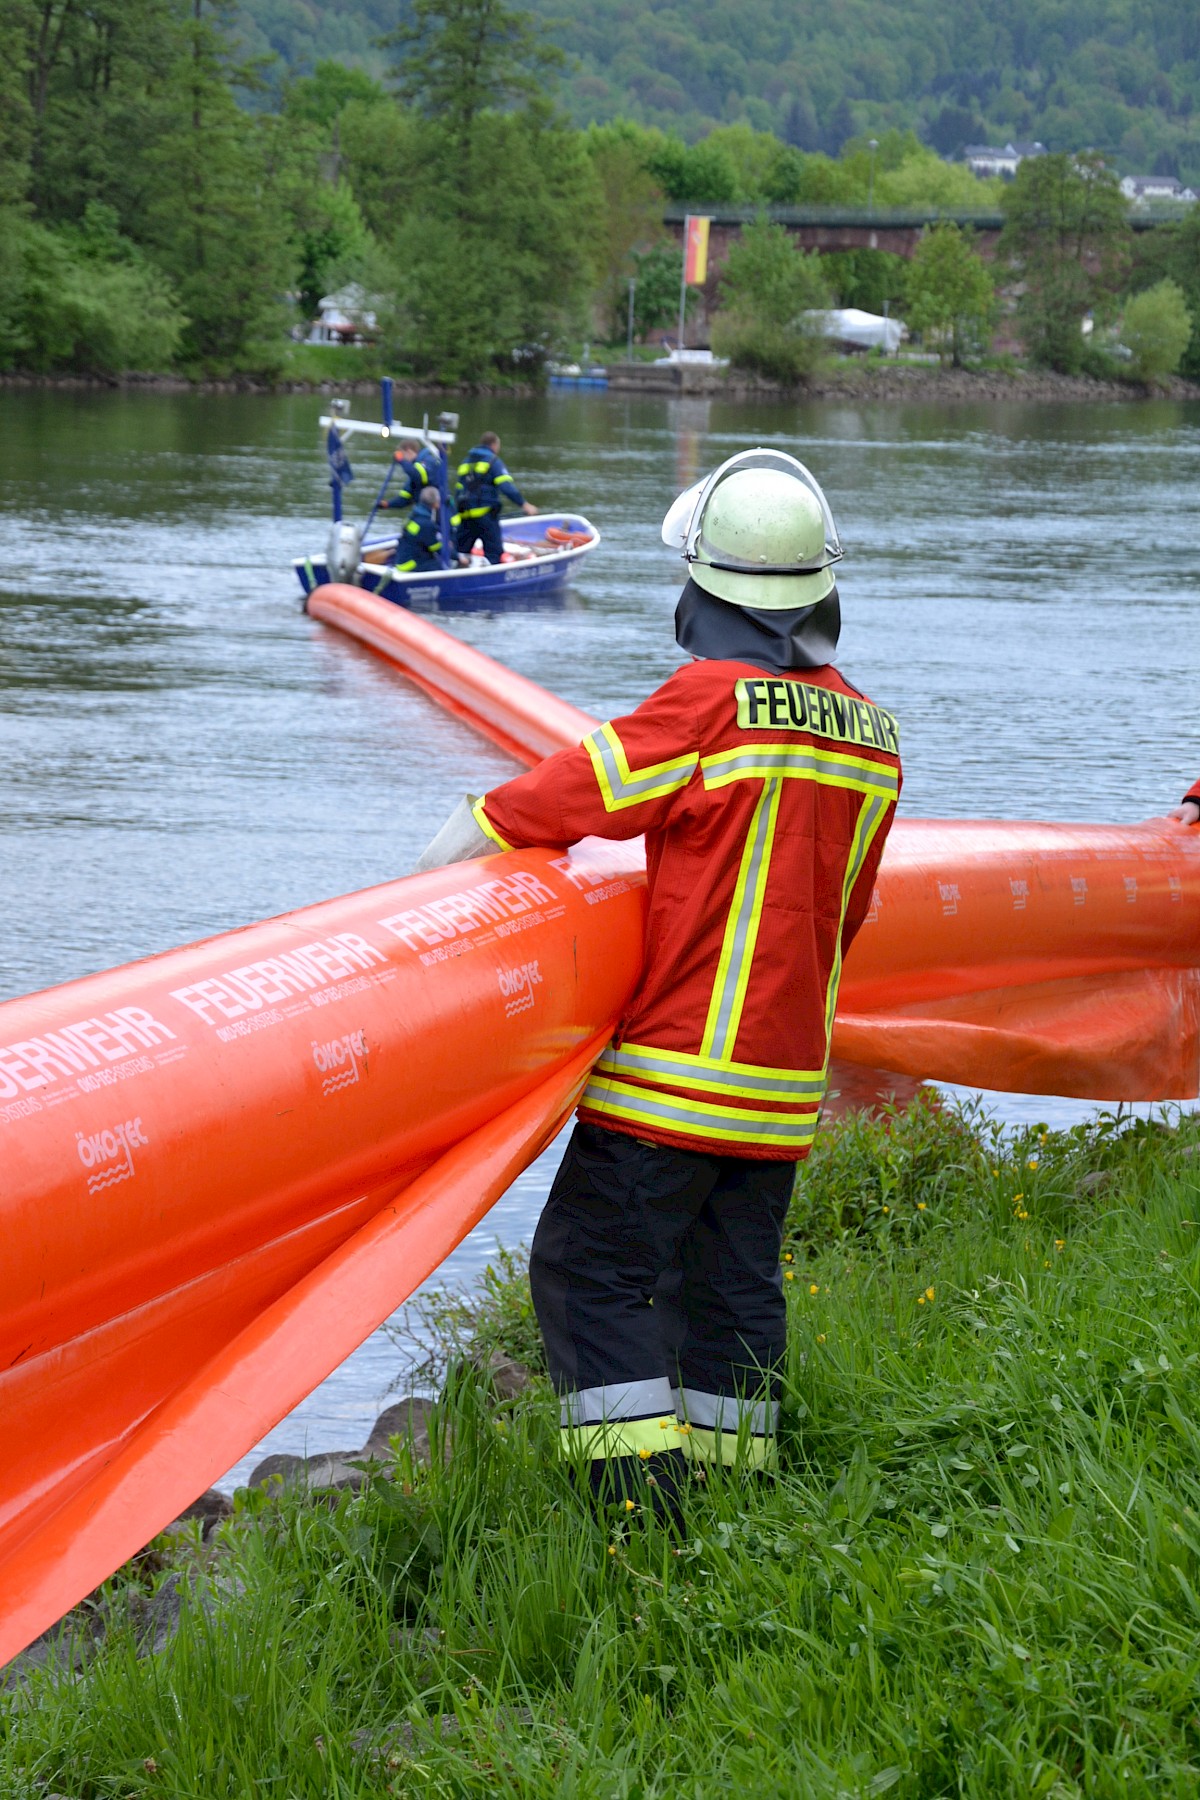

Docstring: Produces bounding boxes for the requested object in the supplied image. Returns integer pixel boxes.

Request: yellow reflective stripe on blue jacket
[584,721,698,813]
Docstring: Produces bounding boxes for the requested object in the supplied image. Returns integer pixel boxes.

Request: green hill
[237,0,1200,180]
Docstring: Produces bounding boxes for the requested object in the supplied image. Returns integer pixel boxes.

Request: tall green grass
[5,1100,1200,1798]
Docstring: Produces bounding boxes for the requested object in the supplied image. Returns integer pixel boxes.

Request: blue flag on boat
[326,428,354,486]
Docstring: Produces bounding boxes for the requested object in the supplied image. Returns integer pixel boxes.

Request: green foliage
[1129,207,1200,379]
[0,210,184,374]
[904,223,996,364]
[822,247,908,311]
[583,123,667,332]
[628,242,693,340]
[1001,152,1132,372]
[711,216,831,383]
[282,59,390,130]
[1121,278,1194,383]
[12,1103,1200,1796]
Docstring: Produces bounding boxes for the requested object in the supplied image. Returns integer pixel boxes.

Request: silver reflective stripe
[678,1388,779,1436]
[703,746,899,798]
[705,777,781,1062]
[597,1046,824,1100]
[560,1376,675,1428]
[580,1079,817,1143]
[587,724,697,806]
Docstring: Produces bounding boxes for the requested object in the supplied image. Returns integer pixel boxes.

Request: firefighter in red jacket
[419,449,901,1516]
[1175,781,1200,826]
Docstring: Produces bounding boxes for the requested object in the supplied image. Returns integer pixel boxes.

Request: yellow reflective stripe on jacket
[460,505,493,519]
[472,797,513,851]
[585,721,698,813]
[701,742,899,801]
[823,790,890,1046]
[701,775,783,1061]
[594,1041,825,1102]
[580,1074,820,1149]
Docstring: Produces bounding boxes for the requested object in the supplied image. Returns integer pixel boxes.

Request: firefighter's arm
[1172,779,1200,826]
[491,462,527,508]
[476,671,700,851]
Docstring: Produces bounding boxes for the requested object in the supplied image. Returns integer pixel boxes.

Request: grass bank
[6,1099,1200,1797]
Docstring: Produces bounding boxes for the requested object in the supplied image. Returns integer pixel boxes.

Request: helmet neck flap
[675,576,841,672]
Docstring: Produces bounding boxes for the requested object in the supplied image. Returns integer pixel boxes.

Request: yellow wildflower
[810,1283,820,1295]
[638,1448,652,1460]
[1013,1193,1024,1203]
[917,1296,926,1306]
[917,1202,927,1211]
[925,1286,935,1301]
[816,1333,826,1344]
[608,1546,616,1556]
[785,1271,795,1282]
[783,1251,794,1263]
[1028,1158,1039,1169]
[882,1204,890,1214]
[1055,1239,1065,1250]
[625,1499,636,1512]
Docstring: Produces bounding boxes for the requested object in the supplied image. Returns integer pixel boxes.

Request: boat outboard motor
[326,519,364,583]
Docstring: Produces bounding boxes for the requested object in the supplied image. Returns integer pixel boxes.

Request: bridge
[664,201,1175,273]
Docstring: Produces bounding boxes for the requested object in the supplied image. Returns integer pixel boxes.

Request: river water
[1,385,1197,1484]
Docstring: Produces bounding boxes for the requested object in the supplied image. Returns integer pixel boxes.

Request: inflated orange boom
[1,583,1197,1664]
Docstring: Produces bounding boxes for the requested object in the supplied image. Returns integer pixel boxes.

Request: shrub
[711,217,831,384]
[0,214,185,375]
[904,222,995,365]
[1121,277,1194,384]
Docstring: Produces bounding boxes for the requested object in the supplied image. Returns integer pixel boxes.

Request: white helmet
[662,448,843,611]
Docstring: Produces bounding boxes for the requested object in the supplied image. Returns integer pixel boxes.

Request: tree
[1130,204,1200,378]
[584,123,666,335]
[628,242,695,340]
[904,223,995,365]
[1121,278,1193,384]
[1000,151,1131,373]
[711,217,831,384]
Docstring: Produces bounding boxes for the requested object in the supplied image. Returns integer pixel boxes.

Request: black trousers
[530,1121,794,1470]
[455,511,504,563]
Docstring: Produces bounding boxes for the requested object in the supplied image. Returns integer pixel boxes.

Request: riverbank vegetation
[0,1,1198,387]
[7,1097,1200,1795]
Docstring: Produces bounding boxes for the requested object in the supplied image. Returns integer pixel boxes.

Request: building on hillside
[1120,174,1198,206]
[306,285,378,346]
[963,141,1046,180]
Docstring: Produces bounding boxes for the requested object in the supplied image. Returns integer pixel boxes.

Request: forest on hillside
[1,0,1197,385]
[236,0,1200,182]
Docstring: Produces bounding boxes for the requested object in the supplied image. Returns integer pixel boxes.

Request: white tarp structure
[807,308,906,353]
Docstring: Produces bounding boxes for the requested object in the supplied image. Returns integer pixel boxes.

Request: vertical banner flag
[326,427,354,486]
[683,214,711,287]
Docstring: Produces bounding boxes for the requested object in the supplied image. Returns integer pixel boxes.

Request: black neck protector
[674,577,841,672]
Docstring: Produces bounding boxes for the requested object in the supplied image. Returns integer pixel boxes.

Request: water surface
[1,386,1197,1482]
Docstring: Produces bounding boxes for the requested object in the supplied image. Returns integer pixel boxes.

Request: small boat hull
[294,513,599,613]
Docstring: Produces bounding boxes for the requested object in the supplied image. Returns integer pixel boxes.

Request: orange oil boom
[2,584,1197,1663]
[309,581,1200,1101]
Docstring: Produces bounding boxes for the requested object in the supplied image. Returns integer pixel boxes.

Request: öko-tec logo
[312,1029,367,1096]
[76,1117,149,1195]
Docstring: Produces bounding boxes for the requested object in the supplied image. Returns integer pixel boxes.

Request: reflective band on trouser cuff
[676,1389,779,1436]
[593,1044,825,1103]
[685,1427,777,1471]
[580,1076,819,1150]
[559,1376,679,1461]
[472,797,513,851]
[701,776,782,1061]
[584,722,698,813]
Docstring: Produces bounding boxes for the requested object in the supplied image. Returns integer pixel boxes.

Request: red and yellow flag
[683,214,711,286]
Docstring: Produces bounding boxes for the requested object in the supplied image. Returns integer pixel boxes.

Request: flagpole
[678,215,689,352]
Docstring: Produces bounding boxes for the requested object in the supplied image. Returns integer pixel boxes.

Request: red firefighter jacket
[475,658,901,1160]
[1186,779,1200,806]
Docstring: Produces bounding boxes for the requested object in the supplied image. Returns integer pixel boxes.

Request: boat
[3,587,1198,1663]
[291,381,600,612]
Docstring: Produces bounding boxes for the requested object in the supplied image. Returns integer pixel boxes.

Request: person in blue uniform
[454,431,538,563]
[383,440,443,515]
[396,487,448,574]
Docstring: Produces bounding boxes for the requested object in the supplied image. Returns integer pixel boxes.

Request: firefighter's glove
[413,794,495,873]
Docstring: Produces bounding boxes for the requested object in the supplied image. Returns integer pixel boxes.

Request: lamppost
[867,138,879,215]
